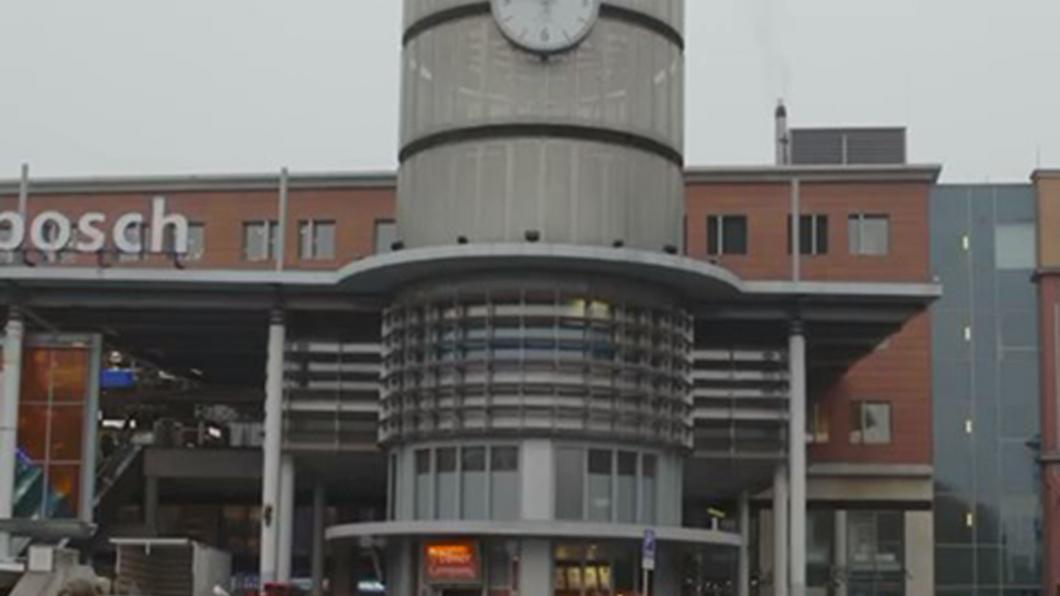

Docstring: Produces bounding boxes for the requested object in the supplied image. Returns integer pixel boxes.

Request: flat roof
[0,163,943,196]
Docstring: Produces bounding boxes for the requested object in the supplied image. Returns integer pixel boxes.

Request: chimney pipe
[775,100,790,165]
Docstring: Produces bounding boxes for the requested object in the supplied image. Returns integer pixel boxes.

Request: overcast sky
[1,1,1058,182]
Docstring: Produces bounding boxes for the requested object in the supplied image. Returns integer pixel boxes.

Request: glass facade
[409,444,521,522]
[930,185,1041,594]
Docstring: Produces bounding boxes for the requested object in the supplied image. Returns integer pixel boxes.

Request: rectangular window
[640,454,657,524]
[163,222,205,261]
[555,447,585,521]
[995,223,1036,269]
[707,215,748,256]
[461,446,487,520]
[299,220,336,260]
[850,402,892,445]
[435,447,458,520]
[808,402,830,444]
[588,449,613,522]
[848,511,905,583]
[490,446,519,520]
[414,449,431,520]
[374,219,397,254]
[788,214,829,255]
[0,225,14,264]
[616,451,637,523]
[243,221,279,261]
[848,214,890,256]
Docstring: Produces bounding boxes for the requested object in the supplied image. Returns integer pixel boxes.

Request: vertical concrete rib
[788,321,807,596]
[0,309,24,560]
[738,491,751,596]
[311,481,326,596]
[259,309,285,586]
[278,454,295,582]
[773,463,788,596]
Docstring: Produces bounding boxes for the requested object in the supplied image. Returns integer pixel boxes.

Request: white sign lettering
[0,197,189,256]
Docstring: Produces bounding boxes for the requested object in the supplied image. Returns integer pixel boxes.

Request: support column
[788,321,807,596]
[260,309,286,587]
[834,510,848,596]
[738,492,751,596]
[144,476,159,536]
[311,481,326,596]
[773,464,788,596]
[0,309,24,561]
[277,454,296,582]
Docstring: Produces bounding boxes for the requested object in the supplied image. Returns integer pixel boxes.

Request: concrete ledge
[326,520,742,548]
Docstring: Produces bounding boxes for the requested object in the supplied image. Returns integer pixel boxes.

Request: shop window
[707,215,748,255]
[243,220,279,261]
[788,214,829,255]
[299,219,335,260]
[848,511,905,594]
[374,219,397,254]
[995,223,1035,269]
[850,402,892,445]
[554,542,638,596]
[461,446,487,520]
[848,214,890,256]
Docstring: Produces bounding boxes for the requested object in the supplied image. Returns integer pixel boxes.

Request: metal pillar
[259,309,286,586]
[277,454,295,582]
[834,510,848,596]
[144,476,159,536]
[773,464,788,596]
[788,322,807,596]
[738,492,751,596]
[0,309,24,561]
[311,481,326,596]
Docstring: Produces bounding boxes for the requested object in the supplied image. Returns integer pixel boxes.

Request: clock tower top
[396,0,686,251]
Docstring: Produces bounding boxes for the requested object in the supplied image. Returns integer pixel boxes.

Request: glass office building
[931,184,1042,594]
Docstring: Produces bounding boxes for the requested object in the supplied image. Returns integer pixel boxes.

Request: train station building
[0,1,1052,595]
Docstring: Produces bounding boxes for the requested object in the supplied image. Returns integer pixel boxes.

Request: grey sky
[1,1,1058,182]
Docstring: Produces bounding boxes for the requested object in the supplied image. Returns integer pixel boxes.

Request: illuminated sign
[0,197,189,255]
[424,541,481,585]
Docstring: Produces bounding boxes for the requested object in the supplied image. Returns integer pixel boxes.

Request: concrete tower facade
[375,2,694,594]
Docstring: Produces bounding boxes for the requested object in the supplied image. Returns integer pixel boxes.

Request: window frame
[410,443,521,521]
[787,214,829,256]
[374,219,397,254]
[298,219,336,261]
[706,214,748,256]
[555,445,660,524]
[850,401,893,445]
[848,213,890,256]
[242,220,279,262]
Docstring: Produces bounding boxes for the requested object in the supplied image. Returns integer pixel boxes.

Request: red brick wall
[809,312,933,465]
[0,187,395,270]
[685,180,932,283]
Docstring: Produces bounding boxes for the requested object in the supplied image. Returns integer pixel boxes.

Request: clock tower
[379,3,691,595]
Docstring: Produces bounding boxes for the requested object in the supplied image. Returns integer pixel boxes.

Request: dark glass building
[931,184,1042,594]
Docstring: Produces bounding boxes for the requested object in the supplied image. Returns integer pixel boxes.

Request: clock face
[491,0,601,54]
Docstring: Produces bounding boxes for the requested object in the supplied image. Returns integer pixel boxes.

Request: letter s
[77,212,106,252]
